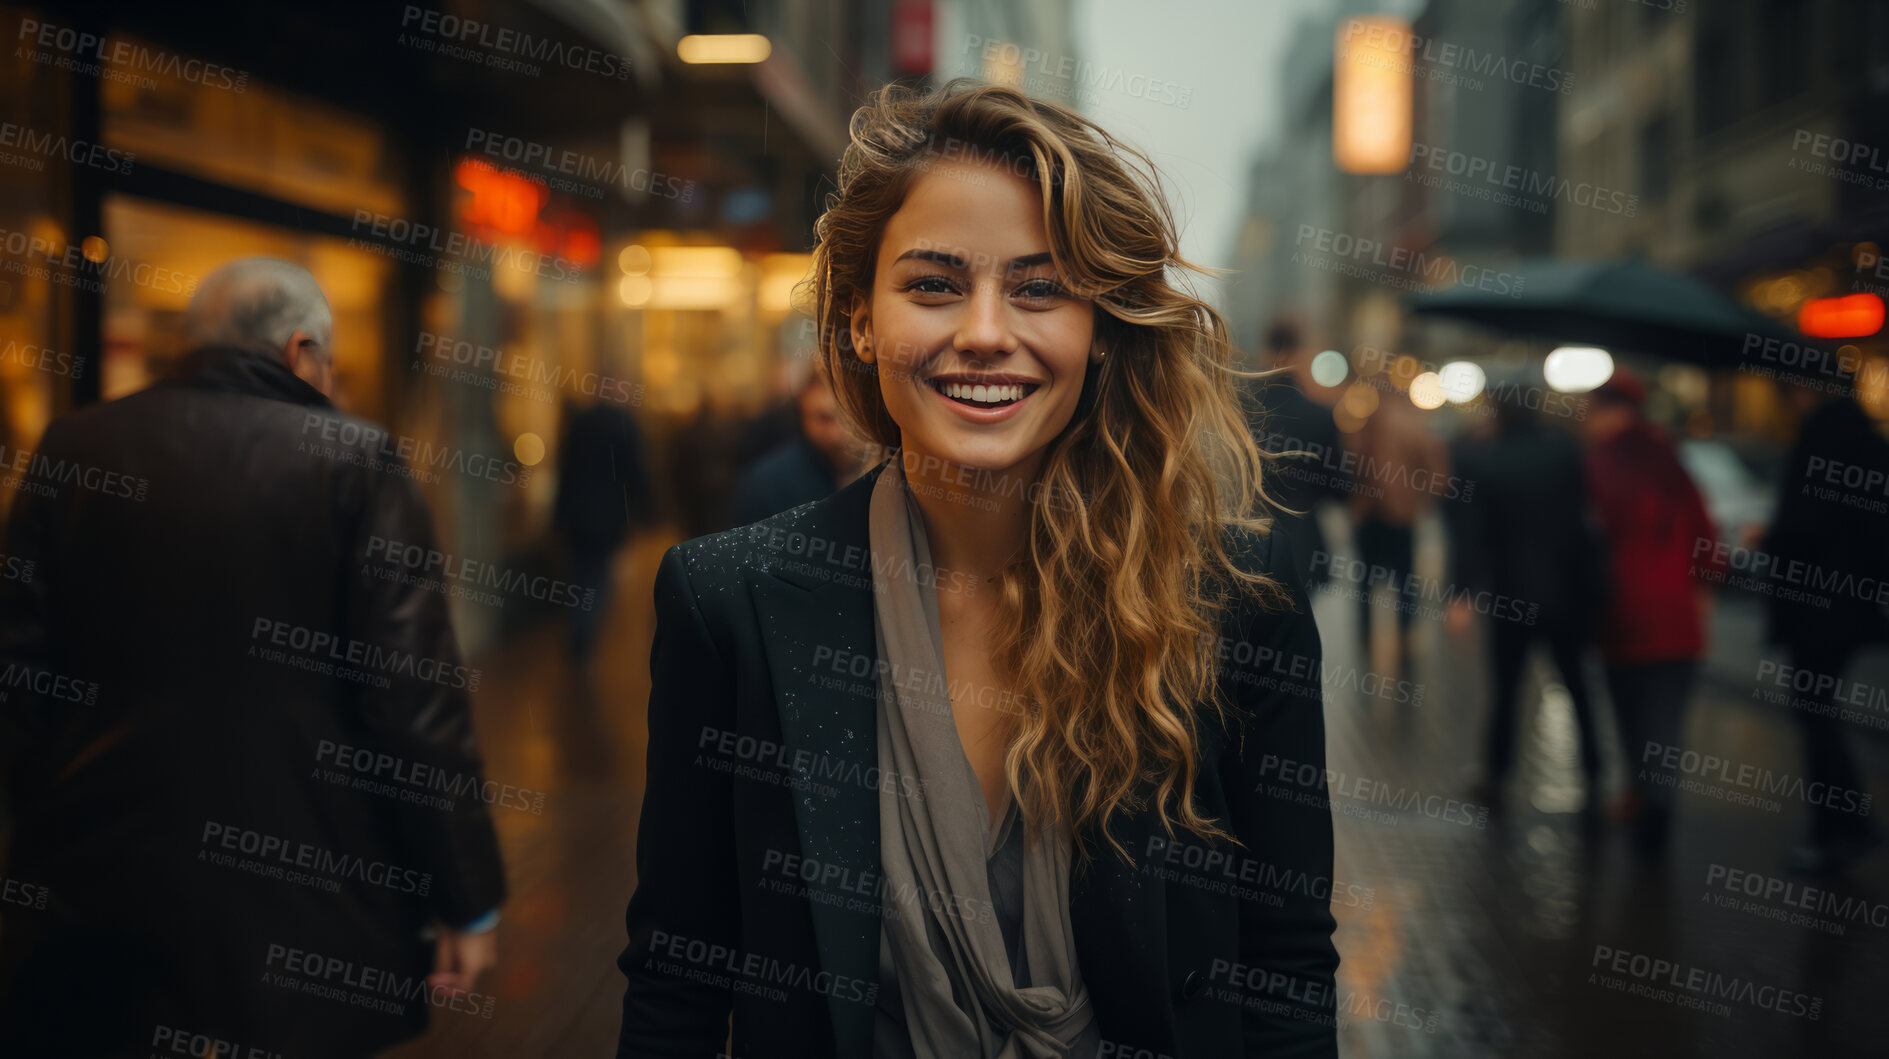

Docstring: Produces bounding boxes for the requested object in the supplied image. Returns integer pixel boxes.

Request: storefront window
[99,196,394,418]
[0,10,82,506]
[88,30,407,416]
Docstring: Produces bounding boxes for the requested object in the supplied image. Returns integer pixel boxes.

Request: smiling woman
[618,77,1340,1059]
[815,77,1293,862]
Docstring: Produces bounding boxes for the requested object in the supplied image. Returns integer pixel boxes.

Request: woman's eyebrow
[891,248,1055,271]
[1005,252,1055,271]
[893,248,966,269]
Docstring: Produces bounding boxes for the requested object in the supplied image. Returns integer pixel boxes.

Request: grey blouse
[872,797,1029,1058]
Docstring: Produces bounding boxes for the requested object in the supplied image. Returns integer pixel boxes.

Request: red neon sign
[1799,293,1884,339]
[453,157,601,270]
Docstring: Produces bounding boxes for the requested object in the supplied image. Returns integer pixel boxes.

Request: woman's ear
[848,298,874,364]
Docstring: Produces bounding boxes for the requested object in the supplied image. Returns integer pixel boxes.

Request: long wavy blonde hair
[812,78,1288,861]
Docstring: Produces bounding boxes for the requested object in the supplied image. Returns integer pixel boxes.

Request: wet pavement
[1321,515,1888,1058]
[386,532,669,1059]
[391,513,1889,1058]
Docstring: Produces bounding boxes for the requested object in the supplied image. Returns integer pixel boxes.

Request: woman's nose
[953,285,1019,357]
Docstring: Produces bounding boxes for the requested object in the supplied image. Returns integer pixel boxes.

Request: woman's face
[852,157,1096,481]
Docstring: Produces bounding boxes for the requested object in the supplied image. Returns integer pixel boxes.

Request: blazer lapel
[746,466,884,1059]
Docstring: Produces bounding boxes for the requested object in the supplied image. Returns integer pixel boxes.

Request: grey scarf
[869,460,1098,1058]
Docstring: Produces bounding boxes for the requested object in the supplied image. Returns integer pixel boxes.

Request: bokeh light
[1310,349,1349,387]
[618,244,653,276]
[1543,347,1614,393]
[1438,361,1486,404]
[1409,372,1447,409]
[1341,380,1381,419]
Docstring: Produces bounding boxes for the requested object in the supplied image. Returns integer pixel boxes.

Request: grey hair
[183,257,332,357]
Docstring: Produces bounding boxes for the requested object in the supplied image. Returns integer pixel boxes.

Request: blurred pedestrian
[1760,378,1887,875]
[1348,387,1450,676]
[1247,316,1343,590]
[1581,370,1720,855]
[731,366,863,525]
[1447,382,1608,816]
[553,396,655,667]
[669,402,742,537]
[734,322,824,471]
[0,258,505,1057]
[734,388,800,474]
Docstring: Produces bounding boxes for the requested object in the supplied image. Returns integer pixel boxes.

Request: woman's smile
[920,370,1045,422]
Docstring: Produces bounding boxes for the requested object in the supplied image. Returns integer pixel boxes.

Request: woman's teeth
[940,382,1027,404]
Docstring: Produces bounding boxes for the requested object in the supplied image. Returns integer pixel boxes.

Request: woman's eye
[903,275,959,295]
[1015,280,1068,301]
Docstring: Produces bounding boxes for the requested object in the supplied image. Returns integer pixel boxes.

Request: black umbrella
[1406,257,1811,368]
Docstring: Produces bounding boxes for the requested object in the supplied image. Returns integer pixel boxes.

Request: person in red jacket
[1582,369,1721,855]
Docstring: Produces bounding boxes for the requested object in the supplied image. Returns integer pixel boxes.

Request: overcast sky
[1070,0,1308,307]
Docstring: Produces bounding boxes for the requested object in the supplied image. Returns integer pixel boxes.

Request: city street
[1313,514,1889,1058]
[393,514,1889,1059]
[3,2,1885,1055]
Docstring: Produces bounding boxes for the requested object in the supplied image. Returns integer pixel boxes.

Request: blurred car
[1678,439,1775,547]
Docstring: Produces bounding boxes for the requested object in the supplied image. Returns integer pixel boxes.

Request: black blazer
[617,459,1339,1058]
